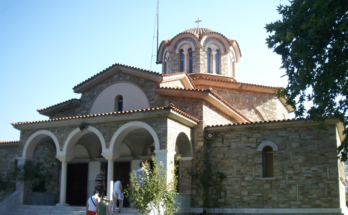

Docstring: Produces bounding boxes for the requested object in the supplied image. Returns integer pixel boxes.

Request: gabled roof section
[190,74,281,93]
[38,99,81,116]
[12,103,199,129]
[73,64,195,93]
[162,72,195,89]
[73,63,163,93]
[156,87,251,123]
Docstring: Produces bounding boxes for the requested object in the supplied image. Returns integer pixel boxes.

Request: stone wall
[0,144,19,171]
[197,123,344,210]
[203,102,234,126]
[213,88,282,121]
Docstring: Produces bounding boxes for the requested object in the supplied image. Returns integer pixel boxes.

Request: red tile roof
[73,63,162,90]
[190,74,283,90]
[206,118,307,127]
[37,99,80,112]
[12,103,200,126]
[162,71,196,88]
[0,140,19,144]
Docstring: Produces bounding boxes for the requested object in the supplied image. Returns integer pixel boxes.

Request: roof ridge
[73,63,162,90]
[37,98,80,112]
[0,140,20,144]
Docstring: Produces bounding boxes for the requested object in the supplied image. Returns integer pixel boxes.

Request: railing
[0,190,21,215]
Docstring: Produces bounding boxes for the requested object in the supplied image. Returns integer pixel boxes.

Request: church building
[1,26,347,214]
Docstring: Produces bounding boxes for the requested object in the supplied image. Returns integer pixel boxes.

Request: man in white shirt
[86,190,99,215]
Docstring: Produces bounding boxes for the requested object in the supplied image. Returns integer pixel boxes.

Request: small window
[207,48,211,73]
[188,48,193,73]
[180,49,184,72]
[216,49,220,74]
[115,95,123,112]
[262,146,274,177]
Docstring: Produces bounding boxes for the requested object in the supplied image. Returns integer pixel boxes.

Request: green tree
[124,156,179,215]
[265,0,348,160]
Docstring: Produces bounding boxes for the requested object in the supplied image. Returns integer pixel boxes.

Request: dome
[180,28,216,39]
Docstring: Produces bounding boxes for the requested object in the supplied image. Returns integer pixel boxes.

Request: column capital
[211,51,217,56]
[154,150,176,155]
[102,153,120,161]
[183,52,189,56]
[56,155,74,163]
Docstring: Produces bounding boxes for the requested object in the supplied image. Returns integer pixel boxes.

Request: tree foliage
[124,156,179,215]
[266,0,348,160]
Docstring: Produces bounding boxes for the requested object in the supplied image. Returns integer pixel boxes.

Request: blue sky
[0,0,289,141]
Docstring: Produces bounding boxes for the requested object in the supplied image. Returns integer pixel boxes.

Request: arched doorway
[63,126,106,206]
[21,130,60,205]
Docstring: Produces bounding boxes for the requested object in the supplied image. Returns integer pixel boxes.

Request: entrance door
[114,162,130,207]
[66,163,88,206]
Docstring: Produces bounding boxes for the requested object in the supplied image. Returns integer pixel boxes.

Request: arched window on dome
[207,48,211,73]
[216,49,220,74]
[115,95,123,112]
[180,49,184,72]
[262,146,274,177]
[188,48,193,73]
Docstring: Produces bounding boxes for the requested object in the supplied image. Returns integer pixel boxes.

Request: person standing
[86,191,99,215]
[95,170,106,197]
[113,177,124,213]
[96,196,110,215]
[135,161,147,186]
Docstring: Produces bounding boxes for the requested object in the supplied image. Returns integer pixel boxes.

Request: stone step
[8,205,137,215]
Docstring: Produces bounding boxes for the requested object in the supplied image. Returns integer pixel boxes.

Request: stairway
[8,205,138,215]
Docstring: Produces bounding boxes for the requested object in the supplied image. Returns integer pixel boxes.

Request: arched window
[262,146,274,177]
[216,49,220,74]
[180,49,184,72]
[207,48,211,73]
[188,48,193,73]
[115,95,123,112]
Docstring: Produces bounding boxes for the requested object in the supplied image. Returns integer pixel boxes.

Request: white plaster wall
[90,82,150,114]
[73,145,89,158]
[276,98,289,120]
[88,161,101,197]
[119,143,132,156]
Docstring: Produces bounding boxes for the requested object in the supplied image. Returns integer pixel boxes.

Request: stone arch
[109,121,160,154]
[257,140,278,151]
[201,34,230,53]
[173,131,192,157]
[230,101,266,121]
[22,130,60,159]
[61,126,106,157]
[167,34,200,52]
[89,81,150,114]
[175,39,196,53]
[203,38,226,53]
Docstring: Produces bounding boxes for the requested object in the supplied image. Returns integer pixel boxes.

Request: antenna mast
[156,0,159,64]
[150,0,159,70]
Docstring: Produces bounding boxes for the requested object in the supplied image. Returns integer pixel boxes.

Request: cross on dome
[195,17,202,28]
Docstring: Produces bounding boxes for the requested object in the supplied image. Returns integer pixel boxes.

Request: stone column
[211,52,217,74]
[155,150,176,184]
[102,153,120,200]
[179,157,193,193]
[183,52,189,72]
[56,155,73,206]
[16,157,26,205]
